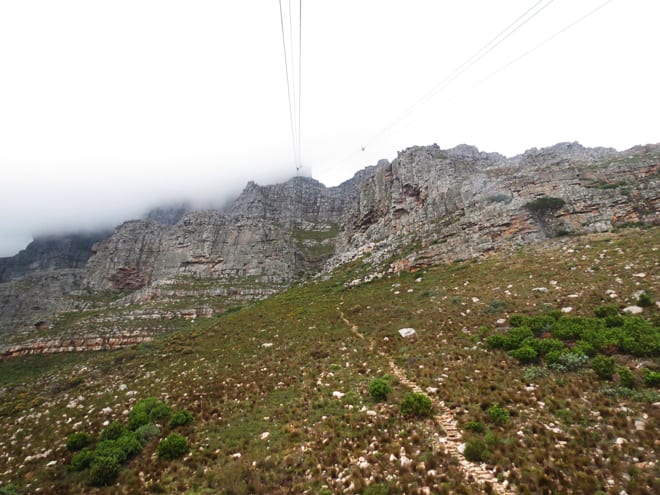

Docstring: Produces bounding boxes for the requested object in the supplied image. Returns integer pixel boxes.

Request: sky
[1,0,658,256]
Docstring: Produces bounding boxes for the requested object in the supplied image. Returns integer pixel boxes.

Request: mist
[0,157,297,257]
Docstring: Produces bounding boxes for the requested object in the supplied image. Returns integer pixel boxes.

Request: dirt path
[338,304,516,495]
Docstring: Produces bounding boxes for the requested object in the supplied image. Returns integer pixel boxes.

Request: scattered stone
[332,391,345,399]
[398,328,416,338]
[261,342,273,348]
[532,287,549,293]
[632,273,646,278]
[561,307,573,313]
[623,306,643,315]
[259,432,270,440]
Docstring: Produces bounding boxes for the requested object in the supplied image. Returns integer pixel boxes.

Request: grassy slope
[0,227,658,495]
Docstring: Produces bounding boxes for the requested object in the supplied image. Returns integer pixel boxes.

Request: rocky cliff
[1,141,658,356]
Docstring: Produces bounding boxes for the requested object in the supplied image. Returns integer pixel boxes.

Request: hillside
[0,141,658,494]
[0,226,658,494]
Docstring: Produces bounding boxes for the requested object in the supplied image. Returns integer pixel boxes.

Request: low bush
[594,305,619,318]
[464,438,488,462]
[591,355,616,380]
[116,432,143,459]
[368,378,392,402]
[523,366,548,381]
[169,410,194,428]
[157,433,189,460]
[100,421,127,442]
[509,314,527,328]
[637,292,653,307]
[547,351,588,372]
[400,393,433,418]
[509,345,538,364]
[135,423,161,444]
[617,366,635,388]
[70,448,93,472]
[487,404,510,425]
[463,421,485,433]
[87,455,120,486]
[94,440,128,464]
[128,397,173,430]
[66,432,92,452]
[643,369,660,387]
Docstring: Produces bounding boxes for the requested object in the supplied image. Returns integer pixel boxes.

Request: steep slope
[0,142,658,353]
[0,227,657,494]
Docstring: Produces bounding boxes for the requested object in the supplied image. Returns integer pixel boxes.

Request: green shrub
[464,438,488,462]
[70,448,93,471]
[617,366,635,388]
[508,345,538,364]
[368,378,392,402]
[129,398,172,430]
[66,432,92,452]
[463,421,485,433]
[501,327,534,350]
[509,314,526,327]
[87,455,120,486]
[637,292,653,307]
[487,404,510,425]
[135,423,161,444]
[604,315,624,328]
[547,351,588,372]
[643,369,660,387]
[619,317,660,357]
[591,355,616,380]
[594,305,619,318]
[523,366,548,381]
[524,196,565,215]
[573,340,596,357]
[100,421,127,442]
[526,315,556,336]
[158,433,189,460]
[528,337,565,356]
[485,334,506,349]
[400,393,433,418]
[116,432,143,458]
[169,410,194,428]
[94,440,128,464]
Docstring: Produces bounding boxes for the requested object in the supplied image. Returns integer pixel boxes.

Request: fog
[1,1,658,256]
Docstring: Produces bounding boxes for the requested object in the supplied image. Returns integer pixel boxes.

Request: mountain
[0,141,658,494]
[0,142,658,353]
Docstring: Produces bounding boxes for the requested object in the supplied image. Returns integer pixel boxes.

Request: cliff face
[330,142,659,270]
[0,231,109,283]
[1,142,658,353]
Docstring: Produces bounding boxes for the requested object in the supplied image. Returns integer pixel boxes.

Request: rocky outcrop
[0,231,109,283]
[0,141,658,350]
[328,142,659,271]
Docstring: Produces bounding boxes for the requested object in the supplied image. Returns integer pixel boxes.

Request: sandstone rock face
[0,231,109,283]
[1,142,658,354]
[329,142,659,271]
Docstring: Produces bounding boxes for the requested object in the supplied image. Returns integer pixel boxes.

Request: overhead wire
[361,0,556,150]
[278,0,298,170]
[404,0,616,131]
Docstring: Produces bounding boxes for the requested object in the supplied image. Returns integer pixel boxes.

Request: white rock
[426,387,439,394]
[366,410,377,417]
[261,342,273,348]
[101,407,112,415]
[259,432,270,440]
[614,437,627,445]
[471,297,480,303]
[623,306,643,315]
[230,452,242,459]
[46,460,57,467]
[561,307,573,313]
[532,287,549,293]
[632,273,646,278]
[119,384,127,391]
[496,318,506,325]
[332,391,345,399]
[398,328,416,338]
